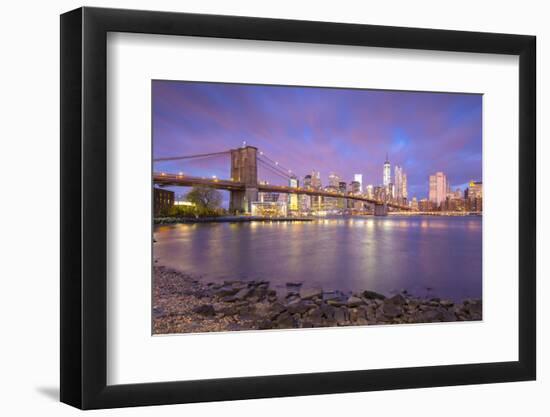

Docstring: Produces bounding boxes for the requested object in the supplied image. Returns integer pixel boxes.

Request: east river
[153,215,482,301]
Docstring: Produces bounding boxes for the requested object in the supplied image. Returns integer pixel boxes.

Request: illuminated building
[418,198,435,212]
[394,165,403,200]
[323,193,339,211]
[366,184,374,199]
[338,181,347,209]
[429,171,448,207]
[310,170,322,211]
[402,173,408,200]
[154,187,174,216]
[383,154,391,187]
[466,181,483,212]
[251,201,288,217]
[354,173,363,192]
[301,174,312,212]
[288,175,299,212]
[258,188,279,203]
[328,172,341,188]
[349,181,362,211]
[411,197,419,211]
[311,170,321,189]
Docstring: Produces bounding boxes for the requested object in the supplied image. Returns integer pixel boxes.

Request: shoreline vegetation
[153,266,482,335]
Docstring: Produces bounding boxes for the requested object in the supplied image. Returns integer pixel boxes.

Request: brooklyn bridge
[153,145,411,215]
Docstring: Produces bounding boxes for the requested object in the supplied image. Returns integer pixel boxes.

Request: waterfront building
[386,183,395,201]
[311,170,322,189]
[418,198,435,212]
[310,170,323,212]
[373,185,384,201]
[411,196,419,211]
[402,173,408,201]
[383,154,391,187]
[303,174,312,189]
[429,171,448,207]
[258,190,279,203]
[288,175,299,212]
[323,185,339,211]
[328,172,341,188]
[338,181,347,209]
[300,194,311,212]
[366,184,374,199]
[154,187,174,216]
[394,165,403,200]
[350,181,361,194]
[251,201,288,217]
[465,181,483,212]
[349,181,362,211]
[354,173,363,192]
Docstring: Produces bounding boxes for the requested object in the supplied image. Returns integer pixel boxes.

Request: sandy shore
[153,266,482,335]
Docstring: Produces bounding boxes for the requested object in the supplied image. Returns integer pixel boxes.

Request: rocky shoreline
[153,266,482,334]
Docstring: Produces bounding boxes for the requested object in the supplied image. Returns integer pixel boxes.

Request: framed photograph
[60,7,536,409]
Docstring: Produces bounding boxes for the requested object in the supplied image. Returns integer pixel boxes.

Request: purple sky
[153,80,482,202]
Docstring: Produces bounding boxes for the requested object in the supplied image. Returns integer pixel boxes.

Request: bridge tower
[229,146,258,213]
[374,203,388,216]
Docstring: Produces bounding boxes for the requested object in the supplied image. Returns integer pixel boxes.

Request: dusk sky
[153,80,482,202]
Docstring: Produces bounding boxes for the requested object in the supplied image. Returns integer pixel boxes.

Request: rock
[276,311,296,328]
[421,308,442,322]
[301,288,323,300]
[214,285,239,297]
[386,294,406,306]
[466,300,482,316]
[334,307,349,324]
[440,299,454,307]
[362,290,386,300]
[258,320,273,330]
[152,307,165,319]
[287,300,311,315]
[322,291,341,301]
[305,306,324,325]
[193,304,216,316]
[269,302,287,319]
[320,303,336,319]
[382,302,403,318]
[234,287,252,300]
[347,296,363,307]
[219,305,239,316]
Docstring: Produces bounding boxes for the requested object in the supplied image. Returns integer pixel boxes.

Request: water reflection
[153,216,482,301]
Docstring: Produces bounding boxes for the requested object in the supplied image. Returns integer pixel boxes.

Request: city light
[153,147,481,217]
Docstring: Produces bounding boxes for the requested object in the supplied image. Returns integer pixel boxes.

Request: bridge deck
[153,173,411,210]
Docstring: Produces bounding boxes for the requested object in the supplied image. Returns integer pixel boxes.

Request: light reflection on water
[153,216,482,301]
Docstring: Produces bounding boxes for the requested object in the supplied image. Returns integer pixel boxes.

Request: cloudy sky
[153,80,482,202]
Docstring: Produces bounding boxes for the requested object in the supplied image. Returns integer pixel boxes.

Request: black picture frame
[60,6,536,410]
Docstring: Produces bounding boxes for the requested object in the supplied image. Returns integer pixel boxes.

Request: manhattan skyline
[153,80,482,200]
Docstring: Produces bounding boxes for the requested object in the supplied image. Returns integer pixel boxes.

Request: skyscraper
[310,170,322,211]
[365,184,374,199]
[394,165,403,200]
[402,173,408,200]
[288,175,299,212]
[383,154,391,187]
[429,172,448,207]
[328,172,341,188]
[353,174,363,193]
[311,170,321,189]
